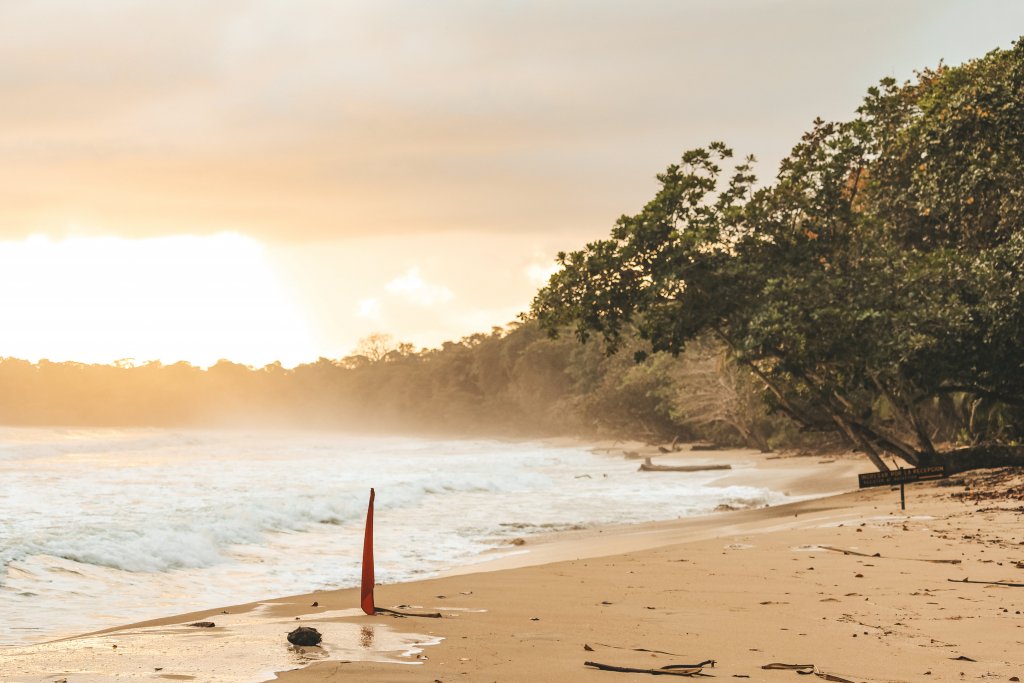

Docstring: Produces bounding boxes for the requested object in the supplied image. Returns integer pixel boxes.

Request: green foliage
[533,39,1024,467]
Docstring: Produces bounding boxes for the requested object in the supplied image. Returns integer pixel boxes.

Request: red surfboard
[360,488,376,615]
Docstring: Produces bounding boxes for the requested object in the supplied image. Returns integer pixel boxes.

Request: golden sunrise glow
[0,233,316,367]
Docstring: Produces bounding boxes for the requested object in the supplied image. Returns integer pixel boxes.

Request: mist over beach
[3,2,1024,682]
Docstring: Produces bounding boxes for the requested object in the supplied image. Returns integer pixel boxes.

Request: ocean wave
[1,428,789,645]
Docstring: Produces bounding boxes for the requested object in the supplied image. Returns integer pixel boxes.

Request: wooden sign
[858,465,946,489]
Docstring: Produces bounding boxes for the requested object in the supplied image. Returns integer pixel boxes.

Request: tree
[534,39,1024,470]
[354,333,397,363]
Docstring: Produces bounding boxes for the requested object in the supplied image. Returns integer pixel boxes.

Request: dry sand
[3,450,1023,683]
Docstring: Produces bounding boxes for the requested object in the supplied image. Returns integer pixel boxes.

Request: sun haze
[0,233,314,367]
[1,1,1023,364]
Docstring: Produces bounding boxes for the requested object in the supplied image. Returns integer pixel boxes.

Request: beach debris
[511,538,526,546]
[948,578,1024,587]
[575,474,593,479]
[639,462,732,473]
[950,655,977,661]
[761,663,855,683]
[375,606,443,618]
[584,660,713,676]
[584,644,595,651]
[591,643,691,657]
[311,601,318,607]
[820,545,961,564]
[188,621,215,628]
[820,546,880,558]
[287,626,322,646]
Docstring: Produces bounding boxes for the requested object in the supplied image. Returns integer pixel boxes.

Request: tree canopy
[534,40,1024,470]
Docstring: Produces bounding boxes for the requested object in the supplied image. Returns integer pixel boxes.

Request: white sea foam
[0,427,786,645]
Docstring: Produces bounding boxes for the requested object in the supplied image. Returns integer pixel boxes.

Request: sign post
[858,465,945,489]
[859,465,944,510]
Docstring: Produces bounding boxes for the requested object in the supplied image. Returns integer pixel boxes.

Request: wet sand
[3,450,1022,682]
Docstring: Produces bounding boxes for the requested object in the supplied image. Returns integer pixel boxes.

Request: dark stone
[287,626,322,646]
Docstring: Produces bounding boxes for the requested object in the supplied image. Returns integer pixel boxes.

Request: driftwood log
[639,463,732,473]
[937,444,1024,474]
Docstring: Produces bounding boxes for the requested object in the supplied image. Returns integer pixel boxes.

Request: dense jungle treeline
[3,41,1024,469]
[0,326,798,448]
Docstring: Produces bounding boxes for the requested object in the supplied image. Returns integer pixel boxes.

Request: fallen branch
[761,663,855,683]
[947,578,1024,588]
[819,546,878,558]
[813,673,856,683]
[820,546,961,564]
[590,642,697,657]
[584,661,708,676]
[375,607,443,618]
[762,663,815,670]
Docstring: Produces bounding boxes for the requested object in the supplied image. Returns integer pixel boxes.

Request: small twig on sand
[584,661,710,676]
[761,663,855,683]
[375,607,443,618]
[947,578,1024,588]
[819,546,879,558]
[591,642,695,657]
[762,663,815,670]
[820,545,961,564]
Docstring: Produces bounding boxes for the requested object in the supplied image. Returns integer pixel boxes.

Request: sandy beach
[3,449,1022,683]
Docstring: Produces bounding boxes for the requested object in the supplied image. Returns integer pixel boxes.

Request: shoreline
[5,450,1021,682]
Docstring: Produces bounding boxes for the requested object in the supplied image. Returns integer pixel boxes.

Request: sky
[1,0,1022,367]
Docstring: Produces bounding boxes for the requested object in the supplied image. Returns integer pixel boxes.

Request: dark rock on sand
[287,626,322,646]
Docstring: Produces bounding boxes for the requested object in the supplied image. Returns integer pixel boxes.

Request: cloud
[384,267,454,307]
[356,297,382,320]
[3,1,1022,242]
[525,261,560,286]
